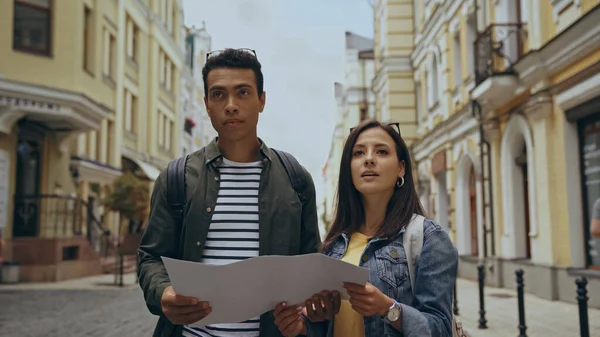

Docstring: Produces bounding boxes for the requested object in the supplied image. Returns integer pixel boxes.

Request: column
[526,93,554,265]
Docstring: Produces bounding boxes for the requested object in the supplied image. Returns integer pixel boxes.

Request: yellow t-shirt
[334,232,370,337]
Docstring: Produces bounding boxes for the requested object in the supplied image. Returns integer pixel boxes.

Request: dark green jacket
[138,139,324,337]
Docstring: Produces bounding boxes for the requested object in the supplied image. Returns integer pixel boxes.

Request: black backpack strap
[166,154,188,258]
[272,149,309,203]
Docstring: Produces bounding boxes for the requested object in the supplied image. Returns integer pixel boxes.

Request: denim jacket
[305,219,458,337]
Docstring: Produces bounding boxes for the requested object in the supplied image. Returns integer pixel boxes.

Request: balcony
[472,23,528,111]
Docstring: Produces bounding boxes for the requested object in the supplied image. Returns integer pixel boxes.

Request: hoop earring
[396,177,405,188]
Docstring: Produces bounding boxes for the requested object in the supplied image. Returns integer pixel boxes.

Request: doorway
[515,144,531,259]
[12,120,44,237]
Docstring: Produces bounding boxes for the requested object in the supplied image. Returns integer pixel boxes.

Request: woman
[274,120,458,337]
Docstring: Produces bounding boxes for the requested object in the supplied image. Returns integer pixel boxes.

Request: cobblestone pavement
[0,274,157,337]
[455,278,600,337]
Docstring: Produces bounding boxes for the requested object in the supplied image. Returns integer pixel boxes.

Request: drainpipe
[472,100,496,259]
[472,0,496,257]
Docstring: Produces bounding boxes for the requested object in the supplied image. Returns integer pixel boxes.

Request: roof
[345,31,373,51]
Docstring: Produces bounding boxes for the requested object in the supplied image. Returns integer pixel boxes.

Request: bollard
[576,277,589,337]
[453,281,459,316]
[118,252,124,287]
[515,269,527,337]
[477,264,487,329]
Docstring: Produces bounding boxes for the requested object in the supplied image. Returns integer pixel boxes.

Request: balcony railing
[474,23,528,86]
[12,194,110,255]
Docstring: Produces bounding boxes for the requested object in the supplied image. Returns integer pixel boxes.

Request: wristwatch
[383,300,402,325]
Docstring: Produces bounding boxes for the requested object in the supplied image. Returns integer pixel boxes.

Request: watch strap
[383,300,402,324]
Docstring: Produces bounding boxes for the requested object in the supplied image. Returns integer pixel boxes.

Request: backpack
[165,149,309,258]
[403,215,469,337]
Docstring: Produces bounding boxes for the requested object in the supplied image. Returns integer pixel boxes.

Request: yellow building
[410,0,600,308]
[0,0,184,282]
[411,0,487,258]
[373,0,419,144]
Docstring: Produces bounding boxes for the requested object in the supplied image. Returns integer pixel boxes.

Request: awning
[132,158,161,181]
[122,155,162,181]
[70,156,122,185]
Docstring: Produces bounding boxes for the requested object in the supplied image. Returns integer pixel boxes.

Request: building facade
[0,0,185,282]
[409,0,600,308]
[373,0,419,144]
[180,22,216,156]
[321,32,375,234]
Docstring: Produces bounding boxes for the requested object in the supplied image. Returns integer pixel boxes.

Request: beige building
[180,22,217,156]
[0,0,185,282]
[373,0,419,144]
[408,0,600,308]
[321,32,375,234]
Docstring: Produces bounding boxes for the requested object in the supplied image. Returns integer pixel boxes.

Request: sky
[182,0,373,204]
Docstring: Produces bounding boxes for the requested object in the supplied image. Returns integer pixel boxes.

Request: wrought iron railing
[474,23,528,86]
[12,194,111,256]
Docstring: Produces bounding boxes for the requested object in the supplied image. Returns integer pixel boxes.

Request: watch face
[387,307,401,322]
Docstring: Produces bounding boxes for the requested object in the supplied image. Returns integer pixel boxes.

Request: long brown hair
[321,120,425,252]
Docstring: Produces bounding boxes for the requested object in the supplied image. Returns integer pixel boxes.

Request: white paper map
[161,253,370,327]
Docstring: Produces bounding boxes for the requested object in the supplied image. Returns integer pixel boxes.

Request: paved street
[2,274,600,336]
[456,278,600,337]
[0,274,157,337]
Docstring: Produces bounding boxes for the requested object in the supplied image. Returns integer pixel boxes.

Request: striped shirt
[183,157,262,337]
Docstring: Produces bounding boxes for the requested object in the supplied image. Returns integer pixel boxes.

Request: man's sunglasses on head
[350,122,401,136]
[206,48,257,60]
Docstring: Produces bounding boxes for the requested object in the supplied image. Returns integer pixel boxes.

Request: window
[158,112,165,147]
[413,0,420,32]
[159,49,175,92]
[185,35,194,70]
[415,81,423,123]
[157,111,174,151]
[453,33,462,88]
[428,53,440,107]
[165,117,172,150]
[165,59,172,91]
[126,18,139,62]
[123,90,137,133]
[103,29,116,80]
[159,50,165,84]
[13,0,52,55]
[466,15,477,76]
[106,119,115,165]
[579,113,600,268]
[83,6,93,73]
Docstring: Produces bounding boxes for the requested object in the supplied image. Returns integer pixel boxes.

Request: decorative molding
[372,56,412,92]
[411,4,444,67]
[449,16,460,34]
[555,70,600,112]
[500,113,538,258]
[56,132,80,154]
[413,104,477,161]
[524,92,554,121]
[482,119,501,142]
[0,109,25,134]
[550,0,580,23]
[513,6,600,88]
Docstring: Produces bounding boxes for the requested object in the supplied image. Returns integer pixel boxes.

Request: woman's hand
[304,290,341,322]
[342,282,394,317]
[273,302,306,337]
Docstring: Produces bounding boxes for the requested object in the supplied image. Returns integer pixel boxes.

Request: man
[138,48,326,337]
[591,198,600,238]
